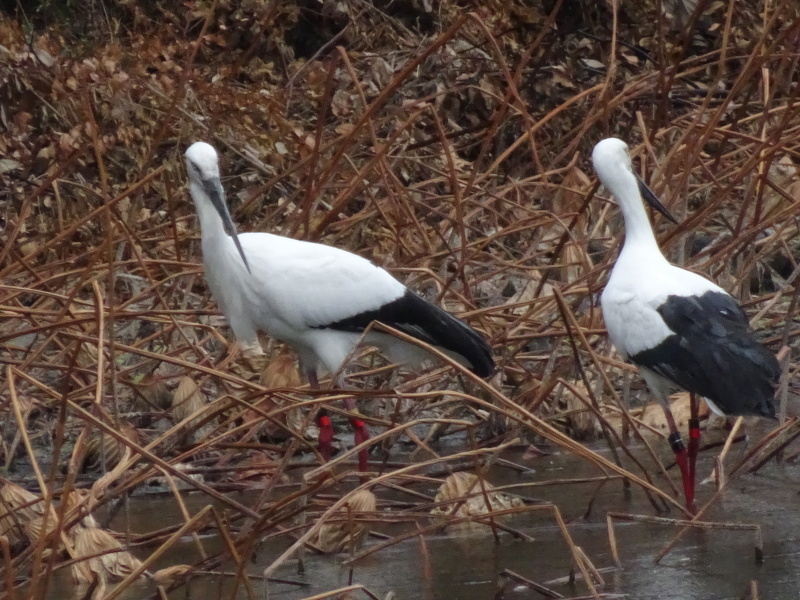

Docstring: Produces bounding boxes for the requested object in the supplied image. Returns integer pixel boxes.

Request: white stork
[592,137,778,512]
[184,141,494,470]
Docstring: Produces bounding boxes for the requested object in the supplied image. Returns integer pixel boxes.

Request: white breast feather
[602,256,726,358]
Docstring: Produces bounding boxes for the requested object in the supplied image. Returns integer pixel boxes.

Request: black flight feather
[631,291,778,418]
[318,290,494,377]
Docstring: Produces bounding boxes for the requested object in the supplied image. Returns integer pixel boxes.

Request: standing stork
[184,142,494,470]
[592,137,779,512]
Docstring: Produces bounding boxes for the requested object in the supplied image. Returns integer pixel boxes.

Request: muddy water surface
[47,445,800,599]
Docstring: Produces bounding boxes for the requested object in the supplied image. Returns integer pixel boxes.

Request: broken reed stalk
[498,568,564,599]
[553,286,676,507]
[710,416,743,488]
[606,511,763,568]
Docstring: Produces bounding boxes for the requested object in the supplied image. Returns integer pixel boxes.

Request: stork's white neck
[190,181,227,239]
[613,170,666,261]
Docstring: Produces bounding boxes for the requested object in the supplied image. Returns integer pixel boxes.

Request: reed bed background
[0,0,799,598]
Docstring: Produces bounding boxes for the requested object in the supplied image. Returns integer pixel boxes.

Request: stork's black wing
[319,290,494,377]
[631,291,778,417]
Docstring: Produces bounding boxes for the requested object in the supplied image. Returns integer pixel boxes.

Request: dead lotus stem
[0,146,84,269]
[557,368,677,499]
[140,0,220,172]
[6,368,48,498]
[62,332,266,389]
[292,584,380,600]
[90,281,106,409]
[0,165,166,278]
[313,107,427,238]
[101,505,251,600]
[335,48,402,222]
[711,416,744,488]
[743,422,800,475]
[555,372,669,497]
[502,568,566,598]
[345,508,536,566]
[488,476,625,494]
[308,15,470,236]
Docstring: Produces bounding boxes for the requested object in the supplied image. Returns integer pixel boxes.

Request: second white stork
[184,141,495,470]
[592,137,778,512]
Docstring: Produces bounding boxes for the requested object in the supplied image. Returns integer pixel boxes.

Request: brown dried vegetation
[311,489,376,553]
[1,0,799,598]
[430,472,524,530]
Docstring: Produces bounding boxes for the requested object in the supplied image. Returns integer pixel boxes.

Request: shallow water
[44,443,800,599]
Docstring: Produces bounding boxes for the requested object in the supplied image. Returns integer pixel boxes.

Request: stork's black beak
[636,174,678,224]
[203,176,251,272]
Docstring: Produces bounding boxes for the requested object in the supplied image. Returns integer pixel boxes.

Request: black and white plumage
[592,137,779,510]
[630,290,777,418]
[184,142,493,380]
[184,141,494,467]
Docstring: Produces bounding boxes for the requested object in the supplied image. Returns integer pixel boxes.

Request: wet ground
[46,443,800,599]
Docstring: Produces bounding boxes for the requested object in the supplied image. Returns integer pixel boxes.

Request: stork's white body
[201,225,422,375]
[599,195,726,413]
[184,141,493,472]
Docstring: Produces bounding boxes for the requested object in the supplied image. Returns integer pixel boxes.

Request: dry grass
[1,0,799,598]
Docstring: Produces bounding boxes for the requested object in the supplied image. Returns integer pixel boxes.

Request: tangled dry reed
[1,0,799,598]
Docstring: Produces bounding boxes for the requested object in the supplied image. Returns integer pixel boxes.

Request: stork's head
[185,141,221,182]
[185,141,251,272]
[591,138,631,181]
[591,137,677,224]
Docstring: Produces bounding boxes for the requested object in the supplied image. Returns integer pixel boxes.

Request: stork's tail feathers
[325,290,494,377]
[398,291,495,377]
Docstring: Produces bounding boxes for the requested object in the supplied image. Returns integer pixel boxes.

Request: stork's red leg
[662,405,696,514]
[306,369,335,464]
[344,397,369,472]
[687,393,700,502]
[350,417,370,472]
[307,369,369,471]
[317,409,334,461]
